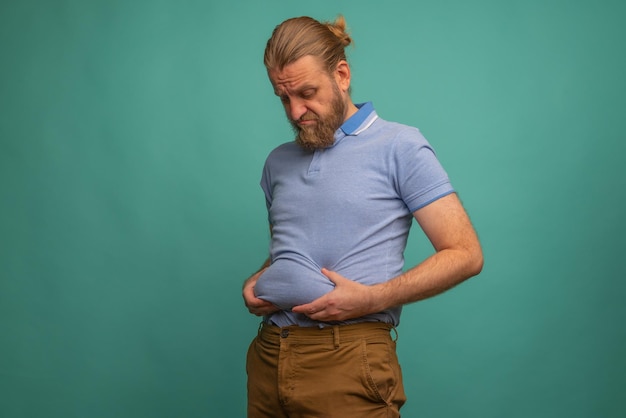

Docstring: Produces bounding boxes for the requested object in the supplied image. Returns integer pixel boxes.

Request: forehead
[268,55,328,93]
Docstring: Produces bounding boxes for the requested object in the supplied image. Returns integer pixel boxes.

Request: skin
[269,55,358,134]
[242,55,484,321]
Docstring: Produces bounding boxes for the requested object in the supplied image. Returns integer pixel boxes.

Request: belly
[254,259,335,310]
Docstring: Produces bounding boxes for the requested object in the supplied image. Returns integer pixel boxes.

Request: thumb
[321,268,345,285]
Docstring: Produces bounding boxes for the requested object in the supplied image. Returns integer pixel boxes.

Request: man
[243,15,483,417]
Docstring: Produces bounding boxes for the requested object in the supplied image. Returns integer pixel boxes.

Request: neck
[343,101,359,123]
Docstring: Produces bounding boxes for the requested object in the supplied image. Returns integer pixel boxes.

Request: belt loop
[257,321,264,336]
[332,325,340,349]
[390,326,398,342]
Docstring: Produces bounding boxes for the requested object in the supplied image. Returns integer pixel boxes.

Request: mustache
[297,112,318,122]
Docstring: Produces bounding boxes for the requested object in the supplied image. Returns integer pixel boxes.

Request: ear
[334,60,351,93]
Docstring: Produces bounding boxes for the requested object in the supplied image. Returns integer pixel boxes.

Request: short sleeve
[392,127,454,212]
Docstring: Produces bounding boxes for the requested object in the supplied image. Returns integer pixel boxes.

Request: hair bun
[325,15,352,47]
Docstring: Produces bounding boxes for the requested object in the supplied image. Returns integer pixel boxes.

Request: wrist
[375,277,405,311]
[370,282,392,313]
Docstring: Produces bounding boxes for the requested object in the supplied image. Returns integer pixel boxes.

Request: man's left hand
[291,268,380,322]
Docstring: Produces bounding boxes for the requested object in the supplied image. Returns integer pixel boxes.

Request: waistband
[258,321,397,347]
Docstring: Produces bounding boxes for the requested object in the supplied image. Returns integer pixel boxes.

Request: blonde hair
[264,15,353,74]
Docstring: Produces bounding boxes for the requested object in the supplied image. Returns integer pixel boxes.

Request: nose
[287,98,307,122]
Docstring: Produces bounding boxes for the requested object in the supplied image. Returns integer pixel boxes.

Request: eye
[301,89,316,99]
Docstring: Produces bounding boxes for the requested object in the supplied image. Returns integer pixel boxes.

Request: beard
[289,85,347,151]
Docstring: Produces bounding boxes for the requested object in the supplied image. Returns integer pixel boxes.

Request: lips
[297,115,318,126]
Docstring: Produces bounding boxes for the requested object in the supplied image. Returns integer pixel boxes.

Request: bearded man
[242,15,483,418]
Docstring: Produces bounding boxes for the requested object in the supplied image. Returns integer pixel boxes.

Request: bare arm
[376,192,483,307]
[292,193,483,321]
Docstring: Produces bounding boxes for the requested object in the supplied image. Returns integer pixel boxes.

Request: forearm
[375,245,483,311]
[373,192,484,310]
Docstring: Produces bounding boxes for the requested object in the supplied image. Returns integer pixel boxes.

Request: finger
[292,300,323,315]
[321,268,346,285]
[291,302,310,313]
[249,299,273,310]
[249,302,278,316]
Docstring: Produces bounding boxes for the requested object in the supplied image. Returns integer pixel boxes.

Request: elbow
[467,245,484,278]
[456,239,483,279]
[470,254,484,277]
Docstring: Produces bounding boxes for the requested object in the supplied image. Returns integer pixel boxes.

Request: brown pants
[246,322,406,418]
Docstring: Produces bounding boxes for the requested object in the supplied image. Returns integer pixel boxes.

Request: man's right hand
[242,268,280,316]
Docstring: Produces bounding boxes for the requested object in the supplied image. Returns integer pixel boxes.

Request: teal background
[1,0,624,417]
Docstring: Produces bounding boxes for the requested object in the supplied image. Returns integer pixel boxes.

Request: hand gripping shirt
[255,102,454,327]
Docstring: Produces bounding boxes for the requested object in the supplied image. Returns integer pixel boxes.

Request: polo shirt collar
[340,102,378,136]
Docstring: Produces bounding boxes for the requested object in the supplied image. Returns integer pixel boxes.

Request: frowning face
[268,55,352,151]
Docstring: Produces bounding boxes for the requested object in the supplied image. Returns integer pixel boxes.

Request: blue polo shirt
[255,102,454,327]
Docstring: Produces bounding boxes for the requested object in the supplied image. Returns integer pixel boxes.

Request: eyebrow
[274,84,317,97]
